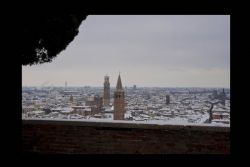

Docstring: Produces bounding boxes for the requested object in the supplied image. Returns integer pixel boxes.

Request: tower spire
[116,73,123,90]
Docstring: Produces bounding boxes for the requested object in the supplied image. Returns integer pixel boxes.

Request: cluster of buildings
[22,74,230,125]
[22,74,126,120]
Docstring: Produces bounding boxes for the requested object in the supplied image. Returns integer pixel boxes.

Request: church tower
[103,75,110,107]
[113,73,125,120]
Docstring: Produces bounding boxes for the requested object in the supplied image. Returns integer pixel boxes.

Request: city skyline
[22,15,230,88]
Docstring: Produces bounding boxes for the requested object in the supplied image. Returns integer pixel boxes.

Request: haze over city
[22,15,230,88]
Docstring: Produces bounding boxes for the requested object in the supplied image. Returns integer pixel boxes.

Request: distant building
[86,95,103,114]
[103,75,110,107]
[22,106,35,113]
[72,106,91,116]
[211,89,226,105]
[65,81,67,87]
[114,74,125,120]
[219,88,226,105]
[166,94,170,105]
[63,90,79,96]
[133,85,136,90]
[212,90,218,98]
[69,95,73,102]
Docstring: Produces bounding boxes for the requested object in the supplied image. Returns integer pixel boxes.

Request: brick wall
[22,119,230,154]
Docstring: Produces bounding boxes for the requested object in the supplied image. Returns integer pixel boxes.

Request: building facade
[86,95,103,114]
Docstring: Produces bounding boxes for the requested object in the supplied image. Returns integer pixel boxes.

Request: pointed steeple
[116,73,123,90]
[114,73,125,120]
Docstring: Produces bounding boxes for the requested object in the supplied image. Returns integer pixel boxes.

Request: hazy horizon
[22,15,230,88]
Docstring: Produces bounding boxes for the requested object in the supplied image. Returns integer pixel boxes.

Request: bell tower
[113,73,125,120]
[103,75,110,107]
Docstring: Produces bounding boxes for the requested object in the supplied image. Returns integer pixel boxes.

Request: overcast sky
[22,15,230,88]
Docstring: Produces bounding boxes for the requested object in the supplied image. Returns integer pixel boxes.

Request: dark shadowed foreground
[22,119,230,154]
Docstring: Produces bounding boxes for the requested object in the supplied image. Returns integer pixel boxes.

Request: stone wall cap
[22,118,230,132]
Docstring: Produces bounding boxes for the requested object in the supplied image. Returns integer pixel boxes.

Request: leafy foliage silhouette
[19,13,87,65]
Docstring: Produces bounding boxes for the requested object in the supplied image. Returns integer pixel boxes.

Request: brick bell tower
[113,73,125,120]
[103,75,110,107]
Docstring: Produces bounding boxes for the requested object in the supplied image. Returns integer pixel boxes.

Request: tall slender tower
[113,74,125,120]
[103,75,110,107]
[166,94,170,105]
[65,81,67,90]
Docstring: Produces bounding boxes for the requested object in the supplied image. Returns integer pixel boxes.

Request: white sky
[22,15,230,88]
